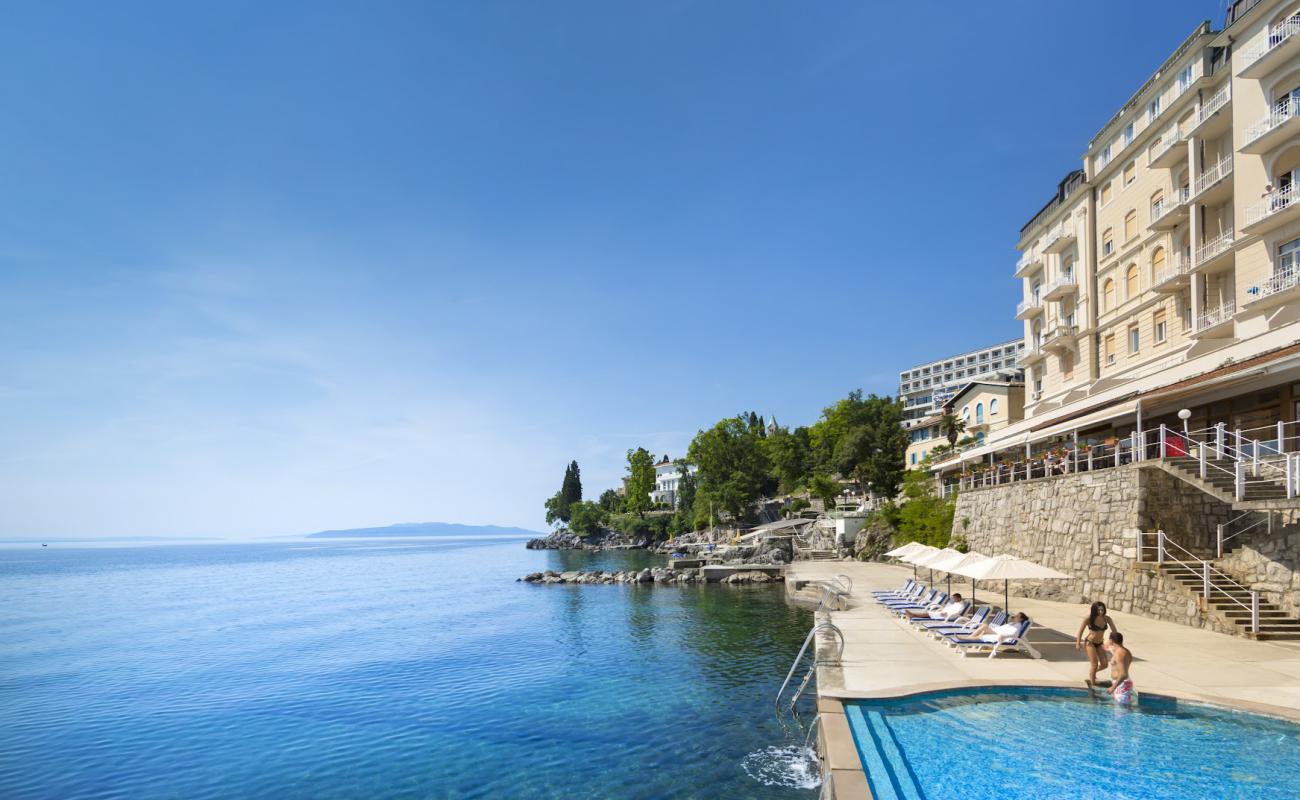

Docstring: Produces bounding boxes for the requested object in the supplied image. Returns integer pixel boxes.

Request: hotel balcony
[1193,300,1236,339]
[1193,229,1235,273]
[1015,296,1044,320]
[1020,342,1046,366]
[1149,187,1190,230]
[1041,222,1075,254]
[1189,155,1233,206]
[1181,84,1231,140]
[1243,268,1300,311]
[1152,252,1193,293]
[1041,323,1077,352]
[1146,128,1187,170]
[1244,184,1300,235]
[1241,96,1300,154]
[1014,248,1043,278]
[1238,16,1300,79]
[1041,273,1077,301]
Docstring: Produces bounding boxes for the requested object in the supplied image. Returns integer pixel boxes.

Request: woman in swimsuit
[1075,600,1120,687]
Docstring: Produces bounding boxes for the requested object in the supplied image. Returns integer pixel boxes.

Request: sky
[0,0,1231,538]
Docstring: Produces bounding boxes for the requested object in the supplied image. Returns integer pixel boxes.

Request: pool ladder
[774,621,845,715]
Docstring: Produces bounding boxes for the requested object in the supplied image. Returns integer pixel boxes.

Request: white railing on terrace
[1238,14,1300,70]
[1150,187,1190,222]
[1043,222,1074,248]
[1251,268,1300,303]
[1142,530,1260,634]
[1043,273,1075,295]
[1245,96,1298,147]
[1194,229,1234,266]
[1016,249,1041,273]
[1015,297,1041,316]
[1191,84,1231,131]
[1147,130,1181,165]
[1192,155,1232,197]
[1153,252,1192,285]
[1246,182,1298,227]
[1197,300,1235,331]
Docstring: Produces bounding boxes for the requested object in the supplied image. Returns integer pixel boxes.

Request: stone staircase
[1160,456,1293,505]
[1154,561,1300,640]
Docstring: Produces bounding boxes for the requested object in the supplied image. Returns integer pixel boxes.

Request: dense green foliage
[808,390,908,498]
[598,488,625,513]
[762,424,813,494]
[544,461,584,525]
[623,448,657,517]
[687,414,775,527]
[567,500,608,538]
[892,469,955,547]
[939,412,966,447]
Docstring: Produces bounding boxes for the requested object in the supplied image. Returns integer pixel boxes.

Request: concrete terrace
[787,561,1300,799]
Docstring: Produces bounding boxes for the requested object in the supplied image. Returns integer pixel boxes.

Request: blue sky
[1,1,1226,538]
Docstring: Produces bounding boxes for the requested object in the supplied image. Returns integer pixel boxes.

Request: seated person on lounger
[904,593,963,620]
[968,612,1029,643]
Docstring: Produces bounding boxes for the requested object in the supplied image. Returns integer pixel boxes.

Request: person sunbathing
[904,593,964,620]
[969,612,1029,643]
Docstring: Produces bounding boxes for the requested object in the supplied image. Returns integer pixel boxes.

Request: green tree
[598,488,625,513]
[807,473,841,511]
[895,470,955,548]
[809,390,908,499]
[687,415,773,527]
[624,447,657,517]
[939,412,966,447]
[669,463,698,537]
[763,424,813,494]
[560,460,583,515]
[567,500,608,538]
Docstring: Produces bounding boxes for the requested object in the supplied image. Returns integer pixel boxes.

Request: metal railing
[1189,84,1231,132]
[775,622,844,714]
[1251,268,1300,303]
[1196,300,1235,332]
[1146,530,1259,633]
[1246,181,1298,227]
[1153,252,1192,287]
[1151,187,1190,223]
[1194,229,1234,266]
[1246,96,1298,147]
[1217,510,1271,558]
[1192,155,1232,198]
[1015,248,1042,274]
[1238,14,1300,70]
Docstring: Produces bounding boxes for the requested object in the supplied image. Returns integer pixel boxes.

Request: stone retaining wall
[1218,512,1300,618]
[952,463,1290,635]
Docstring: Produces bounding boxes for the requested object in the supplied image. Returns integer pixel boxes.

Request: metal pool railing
[775,622,844,715]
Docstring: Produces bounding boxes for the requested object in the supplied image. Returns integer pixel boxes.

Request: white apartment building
[899,340,1025,429]
[650,457,697,507]
[936,0,1300,478]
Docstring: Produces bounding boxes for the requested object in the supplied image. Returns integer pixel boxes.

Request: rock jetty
[525,528,648,551]
[518,568,782,586]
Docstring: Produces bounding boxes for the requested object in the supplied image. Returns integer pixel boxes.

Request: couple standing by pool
[1076,600,1134,704]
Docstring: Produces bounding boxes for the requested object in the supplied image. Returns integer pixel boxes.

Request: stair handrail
[1216,510,1271,558]
[775,622,845,713]
[1151,530,1259,633]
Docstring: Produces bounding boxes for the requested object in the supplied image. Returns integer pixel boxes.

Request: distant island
[306,522,545,539]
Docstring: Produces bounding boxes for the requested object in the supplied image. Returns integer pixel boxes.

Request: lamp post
[1178,408,1191,437]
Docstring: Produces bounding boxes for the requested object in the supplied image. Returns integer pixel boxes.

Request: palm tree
[939,412,966,447]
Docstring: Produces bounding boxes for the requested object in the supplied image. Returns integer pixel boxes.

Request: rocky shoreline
[519,567,782,586]
[525,528,648,551]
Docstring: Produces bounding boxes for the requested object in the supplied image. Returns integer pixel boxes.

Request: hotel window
[1150,247,1166,283]
[1177,65,1193,93]
[1123,162,1136,187]
[1099,144,1112,166]
[910,453,917,465]
[1123,123,1134,145]
[1124,209,1137,241]
[1100,182,1113,207]
[1150,189,1164,220]
[1148,96,1161,122]
[975,403,984,424]
[1102,228,1114,256]
[990,398,999,416]
[1126,263,1139,298]
[1105,334,1116,365]
[1128,325,1140,354]
[1062,351,1074,380]
[1280,237,1300,275]
[1181,294,1193,330]
[1154,309,1168,343]
[1103,278,1116,312]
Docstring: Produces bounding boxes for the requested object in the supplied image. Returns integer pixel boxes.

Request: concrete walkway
[788,560,1300,799]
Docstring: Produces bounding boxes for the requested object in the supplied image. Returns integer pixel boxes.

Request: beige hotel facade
[936,0,1300,475]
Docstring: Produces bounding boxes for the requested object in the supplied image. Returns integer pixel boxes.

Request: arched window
[1124,209,1137,241]
[1151,247,1166,283]
[976,432,986,444]
[990,398,999,416]
[1062,255,1075,279]
[1103,278,1115,312]
[1150,190,1164,220]
[1032,280,1041,301]
[1126,263,1139,298]
[975,403,984,424]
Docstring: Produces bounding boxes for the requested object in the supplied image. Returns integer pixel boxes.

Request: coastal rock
[526,527,650,552]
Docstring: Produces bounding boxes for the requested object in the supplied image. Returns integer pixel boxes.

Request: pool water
[846,687,1300,800]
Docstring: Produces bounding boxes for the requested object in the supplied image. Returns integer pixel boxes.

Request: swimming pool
[844,686,1300,800]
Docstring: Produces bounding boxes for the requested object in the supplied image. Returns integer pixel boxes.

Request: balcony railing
[1042,222,1074,252]
[1250,268,1300,303]
[1245,183,1298,228]
[1180,84,1230,138]
[1238,14,1300,71]
[1153,252,1192,286]
[1042,273,1076,299]
[1194,229,1235,267]
[1015,296,1042,317]
[1192,155,1233,197]
[1150,187,1190,224]
[1147,131,1181,166]
[1015,248,1042,275]
[1197,300,1235,332]
[1244,96,1299,148]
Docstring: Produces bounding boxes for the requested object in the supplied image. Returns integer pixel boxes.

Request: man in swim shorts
[1106,631,1135,705]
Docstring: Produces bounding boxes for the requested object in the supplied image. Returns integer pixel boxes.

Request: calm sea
[0,538,818,799]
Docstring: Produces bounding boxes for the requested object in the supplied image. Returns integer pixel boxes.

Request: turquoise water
[846,687,1300,800]
[0,538,818,799]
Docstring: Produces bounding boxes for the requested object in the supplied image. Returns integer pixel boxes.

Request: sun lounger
[949,617,1040,659]
[872,578,914,598]
[887,590,946,613]
[920,605,992,638]
[876,583,925,605]
[907,598,970,626]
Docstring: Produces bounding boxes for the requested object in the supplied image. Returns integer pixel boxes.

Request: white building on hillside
[651,457,696,507]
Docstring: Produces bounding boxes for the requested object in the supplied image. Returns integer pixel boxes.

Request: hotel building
[938,0,1300,474]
